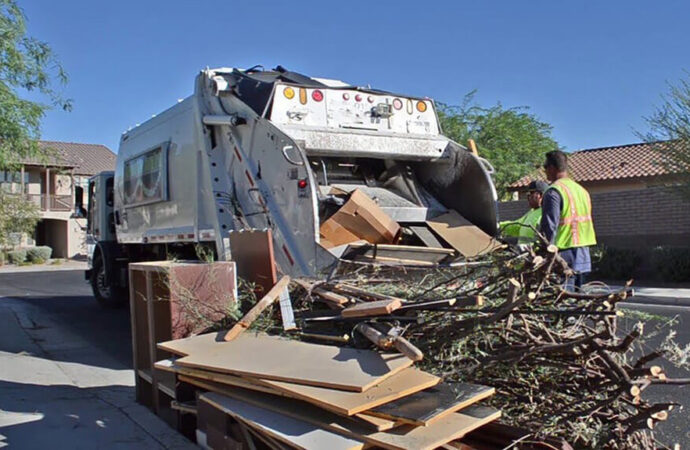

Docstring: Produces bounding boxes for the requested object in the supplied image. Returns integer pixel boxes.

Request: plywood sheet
[200,392,365,450]
[365,382,495,425]
[427,211,503,257]
[170,332,413,392]
[158,331,224,356]
[256,367,440,415]
[185,379,501,450]
[182,376,397,432]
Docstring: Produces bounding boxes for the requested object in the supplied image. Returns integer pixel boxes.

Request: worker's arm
[540,189,561,244]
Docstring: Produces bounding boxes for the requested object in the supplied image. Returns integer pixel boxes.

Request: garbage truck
[81,66,498,307]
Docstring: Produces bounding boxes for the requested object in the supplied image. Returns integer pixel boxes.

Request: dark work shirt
[540,187,592,273]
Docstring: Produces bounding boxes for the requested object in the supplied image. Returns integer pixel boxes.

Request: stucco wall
[498,186,690,248]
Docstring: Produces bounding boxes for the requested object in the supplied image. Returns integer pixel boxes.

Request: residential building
[499,141,690,248]
[1,141,116,258]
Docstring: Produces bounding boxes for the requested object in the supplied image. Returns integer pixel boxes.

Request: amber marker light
[416,101,427,112]
[299,88,307,105]
[283,87,295,99]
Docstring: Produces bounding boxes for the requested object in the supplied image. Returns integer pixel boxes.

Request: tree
[0,189,39,248]
[438,92,560,200]
[0,0,71,169]
[639,74,690,197]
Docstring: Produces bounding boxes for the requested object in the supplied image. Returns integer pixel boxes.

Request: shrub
[591,245,642,280]
[26,246,52,264]
[7,249,27,264]
[651,247,690,282]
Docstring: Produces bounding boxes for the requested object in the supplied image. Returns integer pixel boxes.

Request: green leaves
[0,0,71,169]
[640,73,690,197]
[0,190,40,247]
[438,92,560,200]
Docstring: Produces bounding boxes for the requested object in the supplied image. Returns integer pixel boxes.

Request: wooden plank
[224,276,290,341]
[167,332,413,392]
[255,367,440,416]
[341,299,402,318]
[185,379,501,450]
[156,358,281,396]
[427,211,504,258]
[341,243,455,265]
[181,375,397,432]
[229,229,277,296]
[201,392,365,450]
[364,382,495,426]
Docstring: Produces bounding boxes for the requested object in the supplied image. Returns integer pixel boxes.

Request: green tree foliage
[0,0,71,169]
[438,92,560,200]
[640,74,690,196]
[0,190,39,247]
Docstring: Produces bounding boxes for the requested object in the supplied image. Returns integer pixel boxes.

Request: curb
[0,264,86,274]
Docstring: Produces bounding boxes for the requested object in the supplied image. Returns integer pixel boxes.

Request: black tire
[90,256,126,308]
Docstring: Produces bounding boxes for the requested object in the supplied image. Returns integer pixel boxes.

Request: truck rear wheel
[90,256,126,308]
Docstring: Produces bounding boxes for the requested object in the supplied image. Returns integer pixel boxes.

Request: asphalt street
[0,270,688,447]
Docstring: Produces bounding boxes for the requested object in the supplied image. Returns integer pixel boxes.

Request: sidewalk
[0,260,87,273]
[0,298,194,449]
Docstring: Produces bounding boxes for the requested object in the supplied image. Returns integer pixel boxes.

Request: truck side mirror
[71,186,87,218]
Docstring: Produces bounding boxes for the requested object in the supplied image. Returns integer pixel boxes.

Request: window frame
[122,142,169,208]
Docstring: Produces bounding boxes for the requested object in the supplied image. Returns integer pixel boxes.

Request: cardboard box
[319,189,400,249]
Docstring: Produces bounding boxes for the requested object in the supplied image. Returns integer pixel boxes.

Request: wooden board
[342,243,455,265]
[200,392,365,450]
[183,378,501,450]
[256,367,440,415]
[341,299,402,318]
[173,332,412,392]
[183,375,398,432]
[365,382,495,426]
[157,359,401,431]
[158,330,223,356]
[156,359,420,431]
[229,229,277,296]
[427,211,503,257]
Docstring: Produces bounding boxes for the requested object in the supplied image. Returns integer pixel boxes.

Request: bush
[7,249,27,264]
[26,246,52,264]
[591,245,643,280]
[651,247,690,282]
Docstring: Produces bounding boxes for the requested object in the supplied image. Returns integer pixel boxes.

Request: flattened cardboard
[427,211,502,257]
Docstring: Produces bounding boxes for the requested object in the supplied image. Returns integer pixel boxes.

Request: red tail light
[392,98,403,110]
[355,94,362,102]
[312,90,324,102]
[297,179,308,189]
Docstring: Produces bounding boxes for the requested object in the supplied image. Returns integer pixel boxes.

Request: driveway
[0,270,194,449]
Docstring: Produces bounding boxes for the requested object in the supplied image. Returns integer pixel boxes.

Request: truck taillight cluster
[281,85,429,115]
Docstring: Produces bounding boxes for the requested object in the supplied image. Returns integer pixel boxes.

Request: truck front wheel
[90,256,126,308]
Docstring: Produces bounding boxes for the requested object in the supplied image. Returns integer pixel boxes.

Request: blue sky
[22,0,690,153]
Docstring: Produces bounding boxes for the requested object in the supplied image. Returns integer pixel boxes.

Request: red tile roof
[22,141,117,176]
[509,141,689,189]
